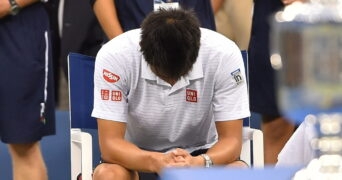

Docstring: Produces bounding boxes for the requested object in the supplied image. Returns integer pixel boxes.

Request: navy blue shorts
[0,3,55,143]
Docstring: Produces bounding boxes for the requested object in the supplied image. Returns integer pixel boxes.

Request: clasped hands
[153,148,204,174]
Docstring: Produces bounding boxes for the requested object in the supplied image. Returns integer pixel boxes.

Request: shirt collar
[141,56,203,81]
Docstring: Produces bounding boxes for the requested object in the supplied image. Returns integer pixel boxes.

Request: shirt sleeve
[91,44,129,122]
[213,42,250,121]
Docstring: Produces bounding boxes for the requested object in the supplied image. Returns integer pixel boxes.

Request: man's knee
[93,163,136,180]
[8,142,41,157]
[262,117,295,141]
[227,160,249,168]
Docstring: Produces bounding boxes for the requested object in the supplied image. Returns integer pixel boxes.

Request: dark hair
[140,8,201,81]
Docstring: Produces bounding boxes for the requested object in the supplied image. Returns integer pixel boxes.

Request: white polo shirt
[92,28,250,152]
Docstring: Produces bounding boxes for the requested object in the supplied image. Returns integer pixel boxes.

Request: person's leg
[93,163,139,180]
[8,142,47,180]
[262,115,295,164]
[226,160,249,168]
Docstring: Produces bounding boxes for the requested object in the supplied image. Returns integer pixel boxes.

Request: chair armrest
[241,127,264,168]
[71,128,93,180]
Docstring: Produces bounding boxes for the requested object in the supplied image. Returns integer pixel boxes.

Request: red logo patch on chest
[111,90,122,101]
[186,89,198,102]
[103,69,120,83]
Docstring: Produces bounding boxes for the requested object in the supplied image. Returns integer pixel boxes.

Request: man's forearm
[16,0,41,7]
[206,137,242,165]
[0,0,41,18]
[225,0,253,50]
[206,120,243,165]
[93,0,123,39]
[211,0,224,14]
[100,138,166,173]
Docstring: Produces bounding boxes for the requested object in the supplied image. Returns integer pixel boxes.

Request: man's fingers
[167,161,190,167]
[173,155,185,162]
[171,148,189,156]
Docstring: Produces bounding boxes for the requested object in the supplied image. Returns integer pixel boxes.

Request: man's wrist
[200,154,213,168]
[149,151,163,173]
[8,0,21,15]
[5,0,48,17]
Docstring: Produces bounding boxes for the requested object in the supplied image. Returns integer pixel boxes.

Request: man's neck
[160,77,177,86]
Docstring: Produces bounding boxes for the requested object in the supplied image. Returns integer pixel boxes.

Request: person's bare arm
[0,0,39,18]
[206,119,243,165]
[211,0,224,14]
[225,0,253,50]
[282,0,308,5]
[93,0,123,39]
[97,118,180,174]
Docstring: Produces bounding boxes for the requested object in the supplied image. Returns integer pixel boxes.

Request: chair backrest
[68,53,97,129]
[241,50,250,127]
[239,51,264,167]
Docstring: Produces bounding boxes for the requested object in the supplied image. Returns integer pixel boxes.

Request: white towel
[276,117,317,167]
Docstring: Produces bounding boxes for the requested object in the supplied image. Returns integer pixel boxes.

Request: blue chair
[240,50,264,167]
[68,53,97,130]
[68,52,264,180]
[68,53,96,180]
